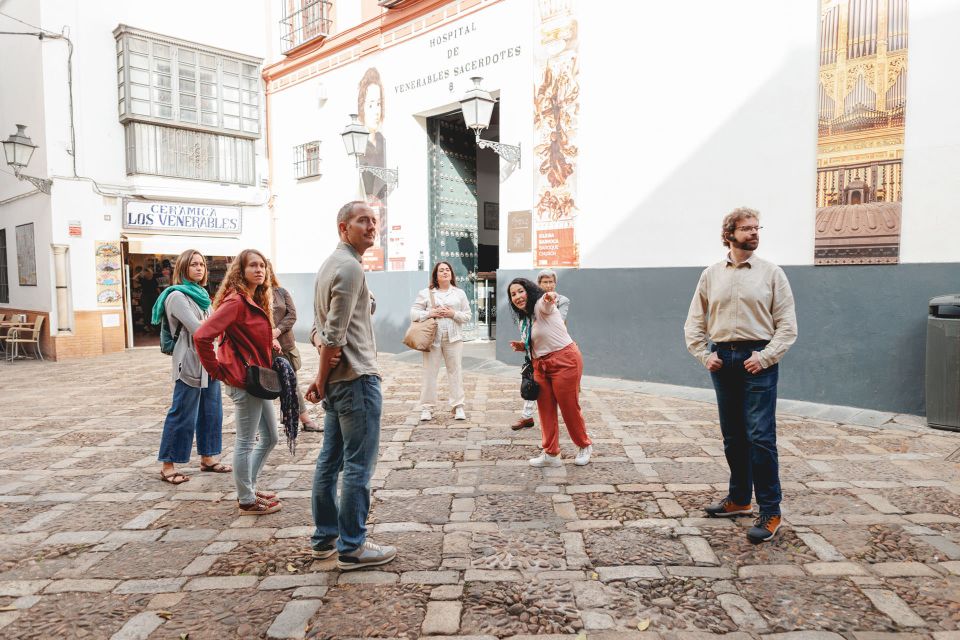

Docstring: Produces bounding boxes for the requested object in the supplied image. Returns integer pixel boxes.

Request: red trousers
[533,343,592,455]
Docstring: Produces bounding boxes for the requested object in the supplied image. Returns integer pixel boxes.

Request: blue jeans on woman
[226,385,279,505]
[311,375,382,553]
[710,342,782,516]
[158,379,223,464]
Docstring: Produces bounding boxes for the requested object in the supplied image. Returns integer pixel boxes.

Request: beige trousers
[419,337,465,411]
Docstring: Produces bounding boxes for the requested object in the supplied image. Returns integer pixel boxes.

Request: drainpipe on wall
[51,244,72,333]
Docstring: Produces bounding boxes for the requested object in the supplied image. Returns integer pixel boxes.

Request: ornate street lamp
[3,124,52,194]
[340,113,398,194]
[459,77,521,167]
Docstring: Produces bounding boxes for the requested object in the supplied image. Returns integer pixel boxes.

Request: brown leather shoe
[511,417,535,431]
[704,497,752,517]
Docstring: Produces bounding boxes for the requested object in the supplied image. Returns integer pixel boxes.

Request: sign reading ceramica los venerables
[123,200,242,235]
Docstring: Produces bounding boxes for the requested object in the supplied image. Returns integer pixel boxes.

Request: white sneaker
[420,409,432,422]
[454,406,466,420]
[337,540,397,571]
[529,451,563,468]
[574,445,593,466]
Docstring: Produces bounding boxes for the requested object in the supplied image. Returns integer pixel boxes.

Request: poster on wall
[814,0,907,265]
[358,67,387,271]
[95,241,123,306]
[533,0,580,267]
[15,223,37,286]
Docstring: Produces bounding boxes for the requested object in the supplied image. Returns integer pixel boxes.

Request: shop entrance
[122,249,232,348]
[426,104,500,340]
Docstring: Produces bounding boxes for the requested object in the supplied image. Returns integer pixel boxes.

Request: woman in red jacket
[195,249,281,515]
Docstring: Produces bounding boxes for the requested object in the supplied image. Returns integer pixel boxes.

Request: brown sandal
[160,470,190,485]
[256,490,277,500]
[238,500,281,515]
[200,462,232,473]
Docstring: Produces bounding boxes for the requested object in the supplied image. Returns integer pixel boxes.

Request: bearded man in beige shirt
[684,207,797,544]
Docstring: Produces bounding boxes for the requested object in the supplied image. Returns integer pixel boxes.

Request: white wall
[577,1,817,269]
[269,0,533,275]
[0,0,54,311]
[898,0,960,263]
[576,0,960,269]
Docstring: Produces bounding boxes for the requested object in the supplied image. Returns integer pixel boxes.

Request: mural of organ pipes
[814,0,908,265]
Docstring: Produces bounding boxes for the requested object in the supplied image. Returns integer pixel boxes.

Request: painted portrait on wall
[814,0,908,265]
[358,66,387,271]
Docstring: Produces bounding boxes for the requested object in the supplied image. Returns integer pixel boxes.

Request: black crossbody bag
[519,317,540,401]
[242,353,281,400]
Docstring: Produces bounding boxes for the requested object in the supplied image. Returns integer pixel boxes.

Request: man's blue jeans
[311,375,382,553]
[158,379,223,464]
[710,343,782,516]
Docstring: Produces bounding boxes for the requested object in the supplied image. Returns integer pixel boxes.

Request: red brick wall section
[0,307,126,361]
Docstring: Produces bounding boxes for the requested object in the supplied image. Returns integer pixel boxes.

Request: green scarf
[152,282,211,324]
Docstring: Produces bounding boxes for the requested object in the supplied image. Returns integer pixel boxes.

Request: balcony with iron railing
[280,0,332,53]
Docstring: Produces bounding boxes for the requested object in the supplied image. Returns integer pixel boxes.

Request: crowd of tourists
[154,202,796,571]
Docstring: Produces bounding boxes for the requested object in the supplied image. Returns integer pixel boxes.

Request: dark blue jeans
[710,343,782,516]
[158,379,223,464]
[311,375,382,553]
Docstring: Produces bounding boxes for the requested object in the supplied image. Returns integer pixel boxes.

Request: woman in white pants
[411,262,471,421]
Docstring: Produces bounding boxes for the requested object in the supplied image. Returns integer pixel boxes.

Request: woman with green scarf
[155,250,230,484]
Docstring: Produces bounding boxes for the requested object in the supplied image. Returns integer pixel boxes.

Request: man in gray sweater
[306,201,395,571]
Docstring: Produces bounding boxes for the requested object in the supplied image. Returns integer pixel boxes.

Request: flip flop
[200,462,233,473]
[160,470,190,485]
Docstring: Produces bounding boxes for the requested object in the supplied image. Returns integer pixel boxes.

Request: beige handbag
[403,290,438,351]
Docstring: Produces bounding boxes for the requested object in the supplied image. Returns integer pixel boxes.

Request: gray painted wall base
[280,263,960,416]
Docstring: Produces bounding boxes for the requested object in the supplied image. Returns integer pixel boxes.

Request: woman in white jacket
[410,262,472,421]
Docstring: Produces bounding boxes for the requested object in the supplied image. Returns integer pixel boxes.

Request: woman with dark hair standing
[269,268,321,432]
[195,249,281,515]
[411,262,471,422]
[507,277,593,467]
[155,250,228,484]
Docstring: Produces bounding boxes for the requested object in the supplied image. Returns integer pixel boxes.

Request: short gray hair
[537,269,557,283]
[337,201,368,227]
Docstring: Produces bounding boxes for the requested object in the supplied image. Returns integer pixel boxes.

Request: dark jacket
[195,292,272,389]
[271,287,297,353]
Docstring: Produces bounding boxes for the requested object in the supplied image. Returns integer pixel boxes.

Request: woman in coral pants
[507,277,592,467]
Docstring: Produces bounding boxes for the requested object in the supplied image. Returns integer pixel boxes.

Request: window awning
[121,233,243,258]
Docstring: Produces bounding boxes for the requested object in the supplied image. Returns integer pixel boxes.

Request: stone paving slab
[0,348,958,637]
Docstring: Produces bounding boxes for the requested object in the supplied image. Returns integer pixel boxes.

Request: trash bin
[926,294,960,431]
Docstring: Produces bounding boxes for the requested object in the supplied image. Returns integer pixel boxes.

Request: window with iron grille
[280,0,332,53]
[294,141,321,180]
[0,229,8,304]
[125,122,256,185]
[115,25,263,138]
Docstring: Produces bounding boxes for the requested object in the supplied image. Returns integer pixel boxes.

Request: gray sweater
[165,291,211,388]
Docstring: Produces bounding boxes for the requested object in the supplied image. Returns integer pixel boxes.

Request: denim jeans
[311,375,382,553]
[226,385,279,505]
[158,380,223,464]
[710,343,782,516]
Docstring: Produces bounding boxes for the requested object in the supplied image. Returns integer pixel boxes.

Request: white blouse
[410,286,472,345]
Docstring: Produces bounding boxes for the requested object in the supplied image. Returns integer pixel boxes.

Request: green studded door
[428,117,477,329]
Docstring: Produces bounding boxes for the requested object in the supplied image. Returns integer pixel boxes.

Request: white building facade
[0,0,272,359]
[265,0,960,415]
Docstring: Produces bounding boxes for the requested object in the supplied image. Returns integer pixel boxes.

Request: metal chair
[5,315,45,361]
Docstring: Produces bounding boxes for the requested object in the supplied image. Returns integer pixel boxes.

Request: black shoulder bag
[519,317,540,401]
[242,352,281,400]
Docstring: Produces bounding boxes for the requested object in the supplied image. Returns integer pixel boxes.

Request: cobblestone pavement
[1,347,959,640]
